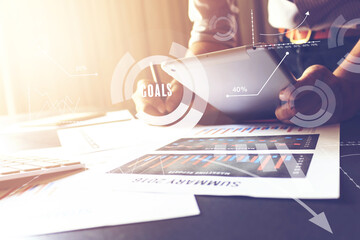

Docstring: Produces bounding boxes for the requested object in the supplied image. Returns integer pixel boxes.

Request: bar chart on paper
[194,125,315,136]
[158,134,319,151]
[109,153,313,178]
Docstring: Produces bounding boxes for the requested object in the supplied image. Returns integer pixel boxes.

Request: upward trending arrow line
[260,11,310,36]
[226,51,289,98]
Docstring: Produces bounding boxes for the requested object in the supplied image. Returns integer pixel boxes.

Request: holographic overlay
[209,14,237,42]
[288,80,336,128]
[328,15,360,74]
[111,42,209,128]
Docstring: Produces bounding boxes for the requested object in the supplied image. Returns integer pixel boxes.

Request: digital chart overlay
[109,153,313,178]
[158,134,319,151]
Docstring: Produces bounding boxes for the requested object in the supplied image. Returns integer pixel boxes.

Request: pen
[149,62,161,85]
[149,62,168,114]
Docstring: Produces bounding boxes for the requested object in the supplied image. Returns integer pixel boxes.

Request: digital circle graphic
[209,14,238,42]
[111,42,209,129]
[328,15,360,74]
[289,80,336,128]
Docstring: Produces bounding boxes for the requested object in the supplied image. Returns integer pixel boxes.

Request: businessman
[133,0,360,125]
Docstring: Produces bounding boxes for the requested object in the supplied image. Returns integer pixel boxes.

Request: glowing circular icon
[288,80,336,128]
[111,42,209,128]
[328,15,360,74]
[209,14,238,42]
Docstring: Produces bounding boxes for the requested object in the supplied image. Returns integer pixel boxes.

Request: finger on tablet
[275,102,296,123]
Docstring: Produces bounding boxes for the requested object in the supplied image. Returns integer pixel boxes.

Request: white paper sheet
[0,179,200,238]
[57,119,185,154]
[101,123,340,199]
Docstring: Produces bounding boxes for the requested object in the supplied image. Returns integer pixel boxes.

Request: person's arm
[188,0,239,53]
[276,39,360,124]
[133,0,238,116]
[189,41,230,55]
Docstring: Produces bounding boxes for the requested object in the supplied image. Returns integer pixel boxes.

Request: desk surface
[3,115,359,240]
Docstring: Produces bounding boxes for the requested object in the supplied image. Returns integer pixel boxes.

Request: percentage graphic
[232,86,248,93]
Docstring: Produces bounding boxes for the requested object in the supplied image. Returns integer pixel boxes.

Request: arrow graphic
[260,11,310,36]
[134,155,334,234]
[197,159,333,234]
[294,198,333,233]
[226,51,289,98]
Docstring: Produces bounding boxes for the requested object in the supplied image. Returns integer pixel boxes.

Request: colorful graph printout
[158,134,319,151]
[109,153,312,178]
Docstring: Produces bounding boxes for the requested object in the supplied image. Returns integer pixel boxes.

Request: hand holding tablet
[161,45,295,121]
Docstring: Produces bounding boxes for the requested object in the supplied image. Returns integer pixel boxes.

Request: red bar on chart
[195,129,208,135]
[140,156,161,167]
[275,156,286,169]
[164,156,182,168]
[236,155,245,162]
[221,128,232,134]
[211,128,224,135]
[250,156,258,162]
[249,127,257,133]
[241,128,249,132]
[203,129,215,135]
[257,155,272,171]
[127,160,141,168]
[150,156,174,169]
[202,156,220,168]
[232,128,241,133]
[193,155,209,165]
[181,155,197,164]
[128,155,153,168]
[222,155,233,162]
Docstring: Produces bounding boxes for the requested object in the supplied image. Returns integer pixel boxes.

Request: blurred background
[0,0,274,118]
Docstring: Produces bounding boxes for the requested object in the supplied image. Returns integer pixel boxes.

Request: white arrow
[226,52,289,98]
[190,158,333,234]
[309,212,333,233]
[260,11,310,36]
[293,198,333,233]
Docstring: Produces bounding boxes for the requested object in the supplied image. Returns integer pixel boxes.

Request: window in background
[0,0,270,117]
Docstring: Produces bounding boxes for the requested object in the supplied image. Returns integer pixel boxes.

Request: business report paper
[104,123,340,199]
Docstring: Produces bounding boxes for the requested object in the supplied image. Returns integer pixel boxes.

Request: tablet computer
[161,45,295,121]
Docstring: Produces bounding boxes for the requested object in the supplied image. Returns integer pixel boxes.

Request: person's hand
[275,65,360,124]
[132,79,183,116]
